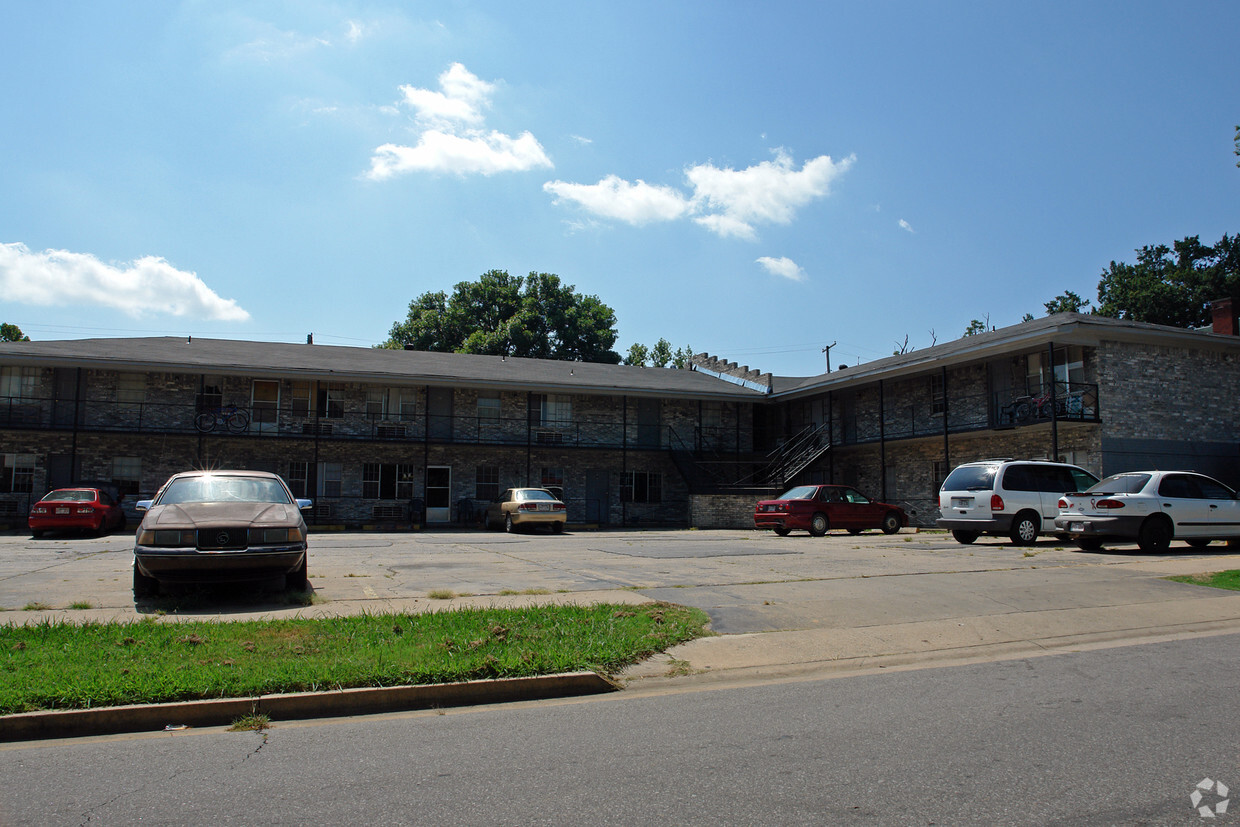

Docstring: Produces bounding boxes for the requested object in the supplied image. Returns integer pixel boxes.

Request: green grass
[1167,570,1240,591]
[0,603,709,715]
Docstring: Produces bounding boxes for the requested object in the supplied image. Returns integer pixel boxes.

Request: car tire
[552,522,564,534]
[133,564,159,600]
[1074,537,1104,551]
[1009,511,1040,546]
[880,513,901,535]
[505,514,515,533]
[1186,538,1212,549]
[286,556,309,591]
[773,527,791,536]
[809,512,829,537]
[950,529,979,544]
[1137,516,1173,553]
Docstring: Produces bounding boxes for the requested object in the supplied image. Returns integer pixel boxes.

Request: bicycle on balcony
[1013,387,1085,424]
[195,404,250,434]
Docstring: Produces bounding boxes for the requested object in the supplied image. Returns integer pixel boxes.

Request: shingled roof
[0,336,765,401]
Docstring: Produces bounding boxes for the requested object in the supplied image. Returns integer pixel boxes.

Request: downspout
[879,380,887,501]
[1048,342,1059,461]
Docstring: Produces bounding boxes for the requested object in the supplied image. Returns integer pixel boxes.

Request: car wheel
[809,512,829,537]
[951,530,979,545]
[1009,511,1040,546]
[133,564,159,600]
[1186,538,1211,548]
[286,556,309,591]
[552,522,564,534]
[1137,516,1173,553]
[1074,537,1104,551]
[773,527,790,537]
[505,514,515,533]
[880,513,901,535]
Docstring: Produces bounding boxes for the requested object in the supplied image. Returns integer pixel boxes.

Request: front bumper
[135,545,306,583]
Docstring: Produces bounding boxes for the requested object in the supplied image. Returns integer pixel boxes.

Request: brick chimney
[1211,298,1238,335]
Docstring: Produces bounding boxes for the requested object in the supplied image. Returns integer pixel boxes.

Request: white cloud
[543,149,854,239]
[898,219,915,233]
[344,20,364,44]
[756,256,806,282]
[368,64,549,179]
[686,150,855,238]
[0,243,250,321]
[543,175,691,224]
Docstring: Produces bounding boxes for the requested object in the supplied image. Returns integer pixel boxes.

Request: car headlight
[249,527,306,545]
[137,529,197,547]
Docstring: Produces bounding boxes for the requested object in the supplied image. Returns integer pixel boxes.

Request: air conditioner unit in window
[302,422,334,436]
[377,424,407,438]
[536,430,564,445]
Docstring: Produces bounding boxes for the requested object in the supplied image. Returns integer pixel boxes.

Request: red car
[755,484,907,537]
[29,487,127,537]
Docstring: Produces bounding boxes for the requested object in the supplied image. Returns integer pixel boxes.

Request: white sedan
[1055,470,1240,552]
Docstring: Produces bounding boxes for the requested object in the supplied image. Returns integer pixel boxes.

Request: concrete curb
[0,671,618,742]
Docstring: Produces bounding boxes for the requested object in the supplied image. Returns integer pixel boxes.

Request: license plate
[537,503,549,511]
[55,507,70,515]
[1070,522,1084,533]
[951,497,971,508]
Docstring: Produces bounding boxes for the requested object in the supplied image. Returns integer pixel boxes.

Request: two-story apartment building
[3,308,1239,529]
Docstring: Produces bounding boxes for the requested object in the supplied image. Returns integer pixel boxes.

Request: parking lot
[4,526,1239,637]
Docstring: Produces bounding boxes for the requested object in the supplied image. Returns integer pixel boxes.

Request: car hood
[143,502,303,527]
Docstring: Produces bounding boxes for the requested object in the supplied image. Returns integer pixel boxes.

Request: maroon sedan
[755,484,907,537]
[29,487,127,537]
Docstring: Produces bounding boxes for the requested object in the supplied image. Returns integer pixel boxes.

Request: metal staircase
[668,423,831,493]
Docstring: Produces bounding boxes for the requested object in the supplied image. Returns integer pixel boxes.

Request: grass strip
[0,602,709,715]
[1166,570,1240,592]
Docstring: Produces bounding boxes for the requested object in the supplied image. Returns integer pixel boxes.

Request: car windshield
[942,465,998,491]
[518,489,556,501]
[776,486,818,500]
[41,489,96,502]
[157,476,293,505]
[1087,474,1152,494]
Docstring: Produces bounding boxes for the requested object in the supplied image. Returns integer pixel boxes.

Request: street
[2,632,1237,825]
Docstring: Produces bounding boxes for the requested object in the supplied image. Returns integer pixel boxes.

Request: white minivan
[937,459,1099,546]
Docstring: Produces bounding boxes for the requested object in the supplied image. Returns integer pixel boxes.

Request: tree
[0,323,29,342]
[623,339,693,367]
[1043,290,1091,315]
[1095,234,1239,328]
[382,270,621,363]
[962,318,988,337]
[1234,124,1239,168]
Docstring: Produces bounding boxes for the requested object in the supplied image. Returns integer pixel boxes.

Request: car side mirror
[297,498,313,510]
[135,500,152,511]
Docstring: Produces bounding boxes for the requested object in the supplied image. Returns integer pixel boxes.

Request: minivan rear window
[941,465,997,491]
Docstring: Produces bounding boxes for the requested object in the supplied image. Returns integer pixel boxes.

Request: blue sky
[2,1,1237,376]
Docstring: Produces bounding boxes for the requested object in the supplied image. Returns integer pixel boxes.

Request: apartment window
[477,395,501,419]
[932,460,949,493]
[197,377,223,413]
[117,373,145,406]
[317,384,345,419]
[702,402,723,430]
[621,471,662,504]
[0,367,39,400]
[317,462,342,498]
[252,380,279,433]
[476,465,500,501]
[286,461,309,498]
[540,467,564,501]
[111,457,141,496]
[0,453,35,493]
[530,394,572,428]
[362,463,417,500]
[930,373,945,415]
[291,382,311,418]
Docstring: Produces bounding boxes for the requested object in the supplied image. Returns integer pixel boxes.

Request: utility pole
[822,341,836,373]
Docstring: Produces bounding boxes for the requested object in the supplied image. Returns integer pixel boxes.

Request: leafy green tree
[962,319,987,337]
[383,270,621,363]
[0,323,29,342]
[1043,290,1091,315]
[1095,234,1239,328]
[623,343,650,366]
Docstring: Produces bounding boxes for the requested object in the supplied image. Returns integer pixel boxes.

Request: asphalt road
[2,631,1236,825]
